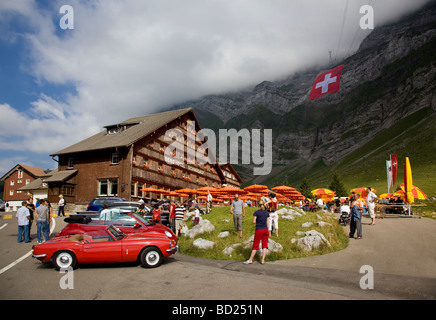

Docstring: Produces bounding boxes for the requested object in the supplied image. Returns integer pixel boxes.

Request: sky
[0,0,432,176]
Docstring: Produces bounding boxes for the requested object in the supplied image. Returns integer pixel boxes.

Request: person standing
[366,187,378,226]
[27,197,35,240]
[169,201,176,232]
[16,201,31,243]
[316,197,324,211]
[268,193,279,238]
[35,200,50,243]
[206,191,213,213]
[193,205,200,226]
[349,194,364,239]
[174,202,186,237]
[230,194,245,238]
[58,195,65,217]
[243,200,270,265]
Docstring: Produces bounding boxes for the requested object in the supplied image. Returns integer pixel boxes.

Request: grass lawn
[178,205,350,262]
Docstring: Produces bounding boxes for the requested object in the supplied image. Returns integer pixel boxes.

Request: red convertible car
[56,211,168,237]
[32,225,178,270]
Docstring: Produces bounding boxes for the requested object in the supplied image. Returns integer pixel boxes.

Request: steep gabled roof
[50,108,195,156]
[0,164,49,181]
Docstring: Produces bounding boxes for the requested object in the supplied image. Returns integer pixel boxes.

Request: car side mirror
[134,223,141,228]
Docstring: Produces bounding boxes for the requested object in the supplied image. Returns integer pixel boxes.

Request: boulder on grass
[185,219,215,238]
[292,230,331,251]
[193,238,215,250]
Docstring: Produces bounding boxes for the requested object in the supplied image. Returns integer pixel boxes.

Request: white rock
[302,222,313,228]
[294,230,331,251]
[222,219,230,223]
[222,243,242,255]
[218,231,230,238]
[317,221,333,227]
[243,235,283,255]
[193,238,215,250]
[287,209,303,217]
[275,208,288,215]
[185,219,215,238]
[281,215,295,220]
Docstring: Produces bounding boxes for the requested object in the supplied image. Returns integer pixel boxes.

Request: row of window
[9,179,31,186]
[67,153,120,169]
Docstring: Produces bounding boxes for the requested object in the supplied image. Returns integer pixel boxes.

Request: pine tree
[299,178,312,199]
[329,171,347,197]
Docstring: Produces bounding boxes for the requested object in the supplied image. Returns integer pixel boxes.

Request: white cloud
[0,0,432,174]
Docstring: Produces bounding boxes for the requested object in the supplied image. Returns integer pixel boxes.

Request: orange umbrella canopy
[312,188,335,196]
[197,186,218,192]
[140,187,169,194]
[379,193,393,199]
[175,188,197,195]
[350,187,376,198]
[271,186,296,193]
[175,193,190,197]
[219,186,248,194]
[244,184,268,192]
[400,183,427,200]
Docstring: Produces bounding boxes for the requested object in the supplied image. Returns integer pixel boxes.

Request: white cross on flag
[309,64,344,100]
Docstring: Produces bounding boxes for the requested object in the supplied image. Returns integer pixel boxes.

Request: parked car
[87,197,126,211]
[56,210,169,237]
[32,225,178,270]
[0,200,5,212]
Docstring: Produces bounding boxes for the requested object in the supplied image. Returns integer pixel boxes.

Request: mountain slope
[172,2,436,195]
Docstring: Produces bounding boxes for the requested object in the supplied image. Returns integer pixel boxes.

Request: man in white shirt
[366,187,378,225]
[206,191,213,213]
[316,197,324,211]
[16,201,31,243]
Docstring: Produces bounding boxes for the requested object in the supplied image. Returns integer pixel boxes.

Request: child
[193,205,200,226]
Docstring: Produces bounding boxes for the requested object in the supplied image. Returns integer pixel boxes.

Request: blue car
[87,197,125,211]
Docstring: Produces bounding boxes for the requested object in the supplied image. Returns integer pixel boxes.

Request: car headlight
[164,230,172,238]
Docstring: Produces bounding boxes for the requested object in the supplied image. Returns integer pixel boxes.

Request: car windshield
[131,212,152,226]
[107,225,126,240]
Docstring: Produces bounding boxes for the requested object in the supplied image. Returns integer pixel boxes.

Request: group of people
[16,198,51,244]
[339,187,378,239]
[136,200,198,238]
[15,195,67,244]
[228,192,278,265]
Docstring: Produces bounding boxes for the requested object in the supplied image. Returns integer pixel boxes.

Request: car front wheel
[140,247,162,268]
[52,251,77,271]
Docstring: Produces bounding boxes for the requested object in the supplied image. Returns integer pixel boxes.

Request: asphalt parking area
[1,213,435,300]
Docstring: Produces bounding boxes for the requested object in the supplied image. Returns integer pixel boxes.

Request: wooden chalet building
[49,108,242,208]
[1,164,50,211]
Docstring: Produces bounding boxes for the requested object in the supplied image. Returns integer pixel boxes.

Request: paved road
[0,212,435,300]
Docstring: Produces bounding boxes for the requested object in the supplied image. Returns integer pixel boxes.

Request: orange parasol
[140,187,170,194]
[271,186,296,193]
[244,184,268,192]
[175,188,198,195]
[350,187,376,199]
[400,183,427,200]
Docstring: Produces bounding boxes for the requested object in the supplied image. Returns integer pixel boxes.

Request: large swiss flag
[309,64,344,100]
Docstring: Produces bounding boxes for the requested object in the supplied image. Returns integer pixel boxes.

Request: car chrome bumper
[32,254,47,259]
[166,245,179,254]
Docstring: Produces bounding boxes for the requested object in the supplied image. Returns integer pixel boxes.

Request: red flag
[390,154,398,187]
[309,64,344,100]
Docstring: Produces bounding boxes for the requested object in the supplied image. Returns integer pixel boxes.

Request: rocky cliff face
[173,2,436,185]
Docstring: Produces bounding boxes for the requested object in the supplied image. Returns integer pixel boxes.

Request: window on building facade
[98,179,118,196]
[111,153,120,165]
[67,158,74,169]
[18,170,23,178]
